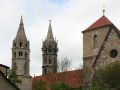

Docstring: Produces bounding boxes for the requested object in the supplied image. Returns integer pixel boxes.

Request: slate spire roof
[46,20,54,41]
[83,15,113,32]
[16,16,27,40]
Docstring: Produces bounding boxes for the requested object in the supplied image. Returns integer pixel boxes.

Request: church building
[3,11,119,90]
[32,21,83,90]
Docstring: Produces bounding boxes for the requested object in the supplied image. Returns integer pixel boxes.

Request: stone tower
[82,15,113,86]
[42,20,58,75]
[12,16,32,90]
[82,14,120,87]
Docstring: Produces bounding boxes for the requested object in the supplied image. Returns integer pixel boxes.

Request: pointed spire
[20,15,24,25]
[15,16,27,40]
[46,20,54,41]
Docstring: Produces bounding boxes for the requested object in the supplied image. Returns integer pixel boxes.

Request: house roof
[32,69,83,90]
[82,15,113,32]
[0,64,9,69]
[0,70,20,90]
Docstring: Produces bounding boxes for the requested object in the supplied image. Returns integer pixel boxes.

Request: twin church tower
[11,17,58,90]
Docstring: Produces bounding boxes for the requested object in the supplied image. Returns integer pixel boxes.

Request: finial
[103,9,105,16]
[102,5,106,16]
[21,15,23,20]
[49,20,51,23]
[20,15,23,25]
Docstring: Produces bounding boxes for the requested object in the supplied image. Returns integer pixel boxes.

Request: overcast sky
[0,0,120,76]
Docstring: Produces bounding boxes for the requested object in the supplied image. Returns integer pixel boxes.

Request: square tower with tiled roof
[82,15,120,86]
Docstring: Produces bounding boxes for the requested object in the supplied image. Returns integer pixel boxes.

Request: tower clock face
[109,49,118,58]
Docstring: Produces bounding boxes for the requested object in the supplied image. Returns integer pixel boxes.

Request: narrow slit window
[94,35,98,49]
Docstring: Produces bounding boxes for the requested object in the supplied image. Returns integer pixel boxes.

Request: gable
[93,26,120,68]
[82,16,112,32]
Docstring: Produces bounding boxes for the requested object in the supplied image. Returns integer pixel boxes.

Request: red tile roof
[32,69,83,90]
[83,15,113,32]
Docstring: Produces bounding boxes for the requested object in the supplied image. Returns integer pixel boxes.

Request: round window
[109,49,118,58]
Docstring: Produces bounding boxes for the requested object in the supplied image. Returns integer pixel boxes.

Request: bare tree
[57,57,72,72]
[75,64,83,70]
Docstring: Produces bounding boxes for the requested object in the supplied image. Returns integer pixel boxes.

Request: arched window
[49,59,52,64]
[20,42,22,47]
[19,52,21,57]
[20,52,23,56]
[94,35,98,49]
[48,45,52,52]
[19,51,23,58]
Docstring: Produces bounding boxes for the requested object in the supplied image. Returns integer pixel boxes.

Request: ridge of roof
[83,15,113,32]
[0,64,9,69]
[33,69,83,78]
